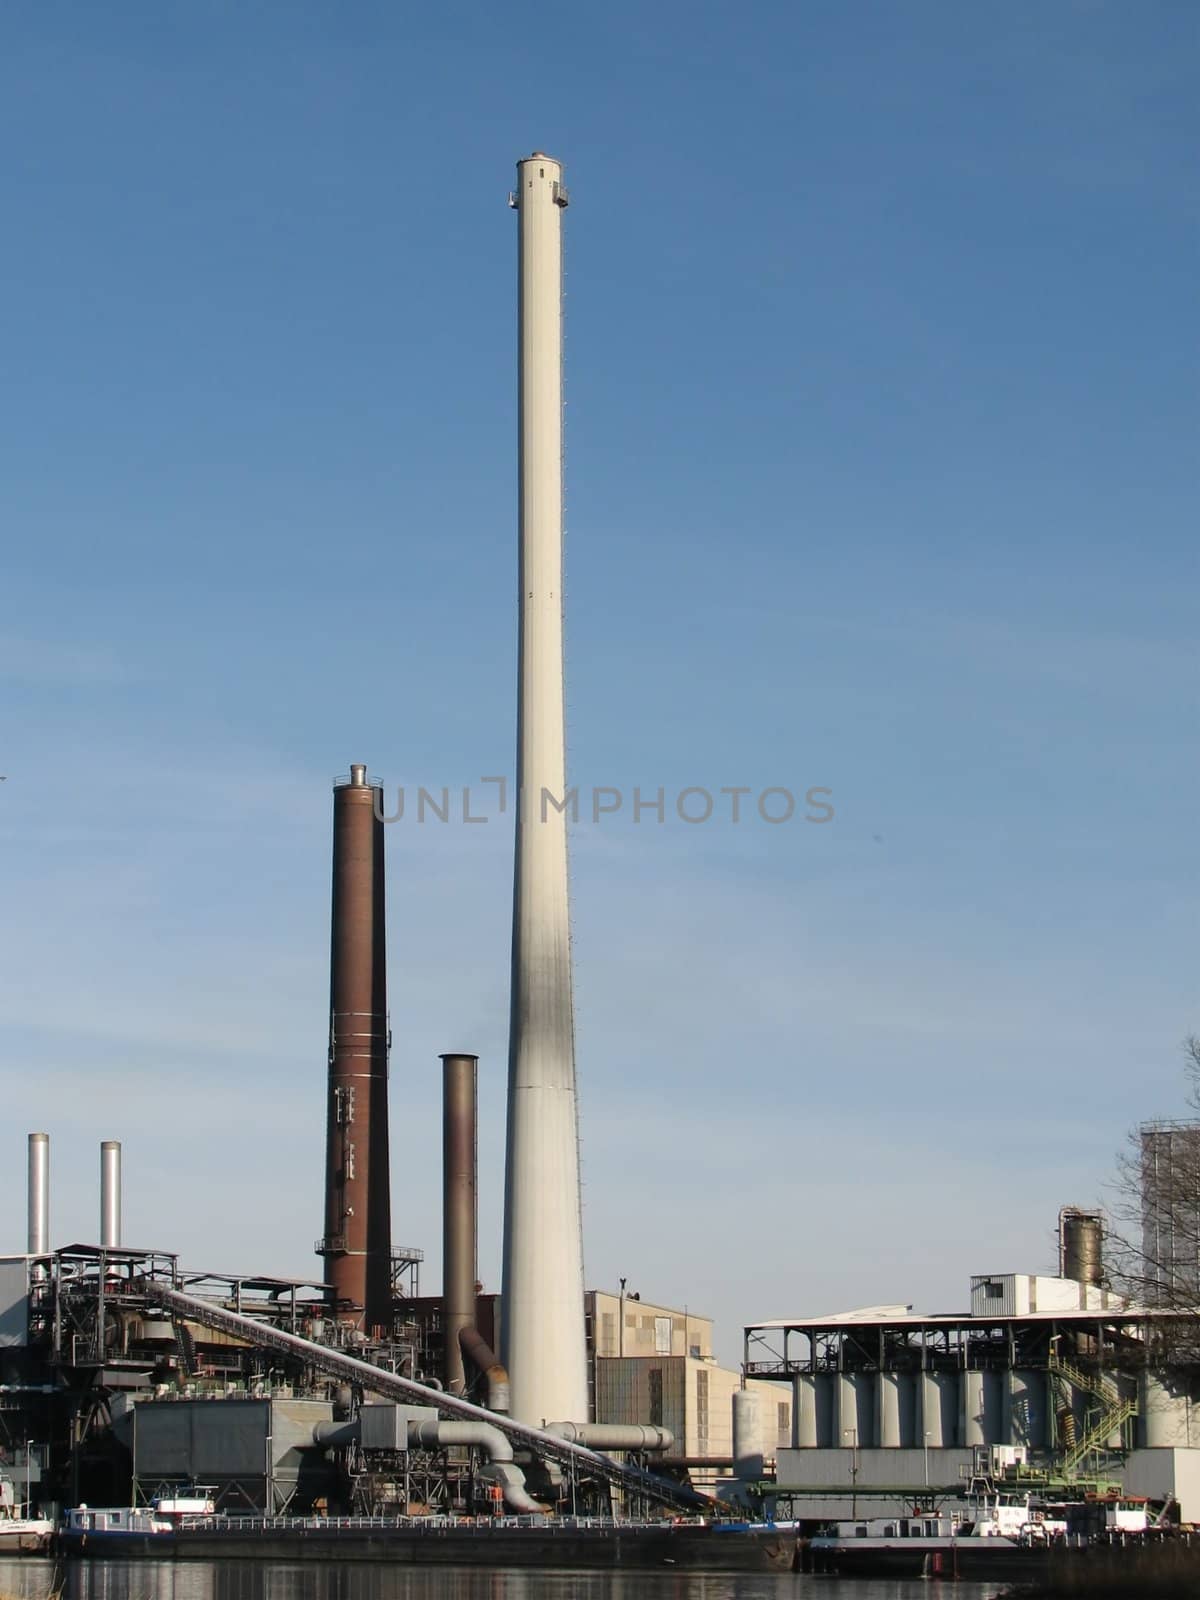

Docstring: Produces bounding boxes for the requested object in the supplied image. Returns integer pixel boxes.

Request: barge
[58,1509,798,1571]
[805,1482,1151,1580]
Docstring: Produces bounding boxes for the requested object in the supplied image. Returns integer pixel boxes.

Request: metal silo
[793,1374,819,1448]
[814,1373,837,1447]
[962,1370,1004,1446]
[732,1389,763,1479]
[961,1371,985,1446]
[837,1372,877,1449]
[877,1371,915,1448]
[1005,1369,1046,1449]
[1139,1371,1192,1448]
[1059,1208,1104,1286]
[920,1371,959,1447]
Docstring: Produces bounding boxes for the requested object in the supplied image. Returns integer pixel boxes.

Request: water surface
[0,1557,1007,1600]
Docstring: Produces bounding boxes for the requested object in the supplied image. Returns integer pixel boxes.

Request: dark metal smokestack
[321,764,392,1331]
[1059,1206,1104,1287]
[442,1053,478,1394]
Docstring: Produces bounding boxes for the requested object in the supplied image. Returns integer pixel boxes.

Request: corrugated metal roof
[751,1304,1165,1330]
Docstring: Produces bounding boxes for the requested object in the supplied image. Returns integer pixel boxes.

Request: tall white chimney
[501,152,589,1425]
[101,1141,122,1249]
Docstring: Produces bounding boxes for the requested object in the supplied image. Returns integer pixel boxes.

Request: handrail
[177,1513,641,1532]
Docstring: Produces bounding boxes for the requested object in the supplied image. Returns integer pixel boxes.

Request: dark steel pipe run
[442,1053,478,1394]
[322,764,392,1331]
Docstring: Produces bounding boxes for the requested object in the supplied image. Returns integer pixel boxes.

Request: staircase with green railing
[1048,1351,1137,1477]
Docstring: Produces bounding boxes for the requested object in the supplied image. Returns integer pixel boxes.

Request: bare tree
[1105,1037,1200,1363]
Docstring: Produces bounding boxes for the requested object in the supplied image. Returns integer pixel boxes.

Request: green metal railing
[1047,1351,1137,1476]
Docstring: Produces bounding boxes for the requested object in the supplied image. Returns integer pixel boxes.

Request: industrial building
[0,154,706,1527]
[742,1209,1200,1523]
[4,147,1198,1548]
[0,1155,739,1516]
[1141,1121,1200,1307]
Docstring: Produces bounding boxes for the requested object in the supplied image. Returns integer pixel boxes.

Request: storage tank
[1105,1375,1137,1450]
[1005,1370,1046,1449]
[1139,1372,1192,1448]
[961,1371,1004,1446]
[732,1390,763,1479]
[837,1372,877,1448]
[877,1372,915,1447]
[814,1373,836,1448]
[793,1374,818,1448]
[1060,1208,1104,1286]
[920,1372,959,1447]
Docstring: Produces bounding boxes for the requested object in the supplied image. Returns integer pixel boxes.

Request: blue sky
[1,2,1196,1364]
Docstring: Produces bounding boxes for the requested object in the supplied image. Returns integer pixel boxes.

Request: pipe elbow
[408,1420,544,1515]
[459,1326,511,1414]
[412,1418,512,1464]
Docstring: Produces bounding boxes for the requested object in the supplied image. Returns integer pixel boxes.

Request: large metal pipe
[27,1133,49,1256]
[460,1325,510,1415]
[311,1414,543,1514]
[321,764,392,1331]
[100,1140,121,1249]
[409,1419,544,1514]
[442,1054,478,1394]
[145,1281,703,1514]
[545,1422,674,1452]
[502,150,589,1428]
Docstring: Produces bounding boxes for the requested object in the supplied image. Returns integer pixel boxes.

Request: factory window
[648,1367,663,1426]
[984,1281,1004,1299]
[654,1316,672,1354]
[778,1401,790,1444]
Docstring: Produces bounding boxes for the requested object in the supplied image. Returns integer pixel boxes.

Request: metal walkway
[142,1283,702,1513]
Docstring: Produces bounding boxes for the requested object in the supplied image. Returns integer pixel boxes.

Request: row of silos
[791,1370,1080,1450]
[791,1368,1172,1449]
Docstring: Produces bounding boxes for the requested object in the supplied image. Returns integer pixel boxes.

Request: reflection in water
[0,1558,1003,1600]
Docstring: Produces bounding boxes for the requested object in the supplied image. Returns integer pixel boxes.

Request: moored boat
[0,1473,54,1554]
[60,1490,216,1554]
[803,1477,1142,1580]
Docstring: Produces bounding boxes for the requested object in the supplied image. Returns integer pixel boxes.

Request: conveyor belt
[142,1282,703,1513]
